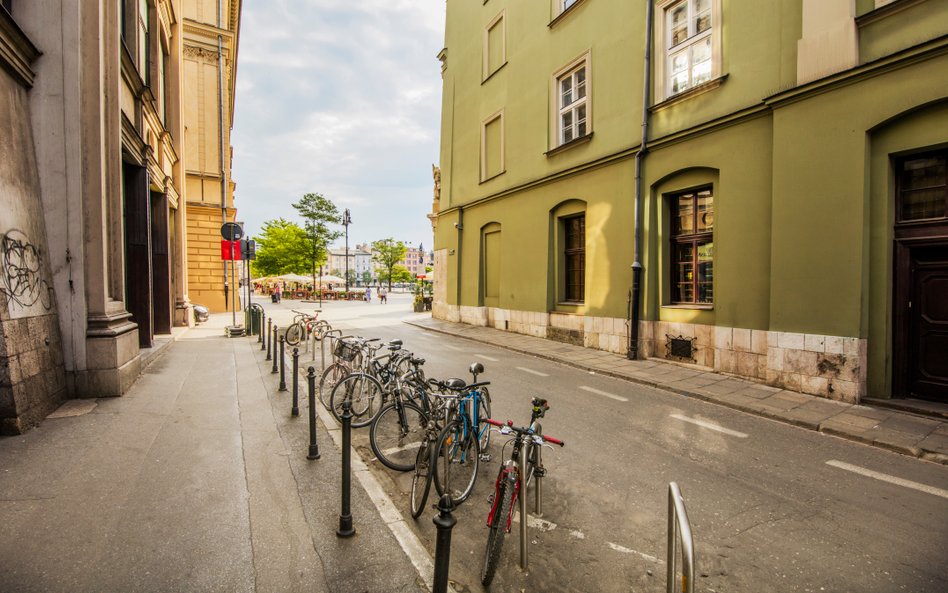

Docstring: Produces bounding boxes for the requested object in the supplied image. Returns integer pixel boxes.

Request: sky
[230,0,446,251]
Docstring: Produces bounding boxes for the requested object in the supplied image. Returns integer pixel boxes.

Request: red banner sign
[221,240,242,260]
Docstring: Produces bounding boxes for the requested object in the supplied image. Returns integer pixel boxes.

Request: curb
[403,319,947,466]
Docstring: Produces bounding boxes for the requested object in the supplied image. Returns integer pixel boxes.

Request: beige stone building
[182,1,242,313]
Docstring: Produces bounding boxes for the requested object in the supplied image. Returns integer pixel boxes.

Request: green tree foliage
[371,238,408,291]
[378,264,411,288]
[292,192,343,286]
[361,270,372,285]
[251,219,310,277]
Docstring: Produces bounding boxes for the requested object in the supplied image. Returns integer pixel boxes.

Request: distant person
[274,284,282,303]
[379,288,387,304]
[366,287,372,303]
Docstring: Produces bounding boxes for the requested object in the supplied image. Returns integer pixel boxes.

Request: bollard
[432,494,457,593]
[278,336,287,391]
[337,398,355,538]
[260,312,266,349]
[271,326,279,374]
[266,317,272,359]
[291,347,300,414]
[307,366,320,459]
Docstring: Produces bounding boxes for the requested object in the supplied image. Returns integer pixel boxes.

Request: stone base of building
[71,326,142,398]
[433,304,867,403]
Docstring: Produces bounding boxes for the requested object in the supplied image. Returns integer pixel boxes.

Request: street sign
[241,238,256,261]
[220,222,243,241]
[221,239,242,260]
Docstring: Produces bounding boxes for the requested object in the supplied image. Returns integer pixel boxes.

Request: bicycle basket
[334,339,360,362]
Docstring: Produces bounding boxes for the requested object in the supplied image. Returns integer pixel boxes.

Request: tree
[251,219,310,277]
[378,264,411,288]
[361,270,372,285]
[371,238,408,291]
[292,192,342,288]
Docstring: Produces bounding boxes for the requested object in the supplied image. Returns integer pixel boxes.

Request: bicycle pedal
[534,467,546,478]
[479,453,491,462]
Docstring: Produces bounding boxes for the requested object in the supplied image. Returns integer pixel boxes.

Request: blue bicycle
[431,363,492,504]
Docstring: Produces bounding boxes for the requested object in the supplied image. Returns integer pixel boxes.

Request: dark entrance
[893,149,948,402]
[122,161,153,348]
[151,192,172,335]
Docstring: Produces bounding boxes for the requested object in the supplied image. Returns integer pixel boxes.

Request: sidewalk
[0,317,428,593]
[404,316,948,466]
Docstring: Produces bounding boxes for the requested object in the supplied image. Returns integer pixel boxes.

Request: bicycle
[430,370,492,505]
[369,356,431,471]
[329,338,411,428]
[480,398,565,587]
[409,381,464,519]
[317,335,362,410]
[285,309,327,346]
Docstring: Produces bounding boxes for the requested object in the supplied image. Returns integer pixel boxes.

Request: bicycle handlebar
[485,418,565,447]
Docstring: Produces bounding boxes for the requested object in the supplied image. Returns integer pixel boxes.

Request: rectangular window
[564,215,585,302]
[670,188,713,304]
[662,0,718,98]
[138,0,150,82]
[481,110,505,181]
[483,11,506,80]
[557,63,587,145]
[897,150,947,222]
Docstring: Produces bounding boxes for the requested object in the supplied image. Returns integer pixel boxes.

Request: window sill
[548,0,588,28]
[650,74,728,113]
[545,132,593,157]
[479,170,506,185]
[481,61,507,85]
[662,304,714,311]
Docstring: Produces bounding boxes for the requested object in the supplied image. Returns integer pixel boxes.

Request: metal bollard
[307,366,320,460]
[432,494,456,593]
[266,318,272,359]
[520,442,529,570]
[258,311,264,343]
[278,336,287,391]
[291,347,300,415]
[337,399,355,538]
[271,326,279,374]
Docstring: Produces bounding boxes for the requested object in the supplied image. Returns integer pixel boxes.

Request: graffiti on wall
[1,229,53,313]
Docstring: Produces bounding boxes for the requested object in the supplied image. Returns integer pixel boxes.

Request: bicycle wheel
[481,474,514,586]
[370,401,428,471]
[475,387,492,452]
[284,322,303,346]
[409,437,434,519]
[318,362,350,411]
[432,419,480,504]
[330,373,385,428]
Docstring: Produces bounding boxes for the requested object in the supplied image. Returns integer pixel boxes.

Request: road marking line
[607,542,664,564]
[512,511,558,532]
[474,354,499,362]
[381,443,418,456]
[443,344,464,351]
[579,385,628,402]
[826,460,948,500]
[670,414,748,438]
[516,366,549,377]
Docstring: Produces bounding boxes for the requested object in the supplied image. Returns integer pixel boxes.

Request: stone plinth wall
[434,304,867,402]
[0,313,67,434]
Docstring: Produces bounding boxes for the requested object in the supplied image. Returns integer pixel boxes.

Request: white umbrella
[276,273,311,283]
[317,274,345,286]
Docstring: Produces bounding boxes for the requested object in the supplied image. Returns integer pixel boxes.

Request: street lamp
[343,208,352,293]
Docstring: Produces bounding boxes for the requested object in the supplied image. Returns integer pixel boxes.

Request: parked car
[193,304,209,323]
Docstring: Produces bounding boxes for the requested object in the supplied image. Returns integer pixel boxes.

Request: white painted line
[579,385,629,402]
[511,511,558,532]
[569,530,586,540]
[670,414,748,438]
[381,443,418,456]
[474,354,499,362]
[516,366,550,377]
[826,460,948,500]
[607,542,664,564]
[443,344,464,351]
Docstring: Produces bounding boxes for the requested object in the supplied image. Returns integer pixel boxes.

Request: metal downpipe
[629,0,654,360]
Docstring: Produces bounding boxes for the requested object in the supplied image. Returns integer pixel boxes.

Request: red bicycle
[481,398,564,587]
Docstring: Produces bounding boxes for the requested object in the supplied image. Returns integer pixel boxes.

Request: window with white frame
[556,61,588,145]
[663,0,717,97]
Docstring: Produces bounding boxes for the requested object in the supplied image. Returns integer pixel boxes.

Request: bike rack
[666,482,695,593]
[316,328,342,365]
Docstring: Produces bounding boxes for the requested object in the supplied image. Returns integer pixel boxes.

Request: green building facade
[431,0,948,404]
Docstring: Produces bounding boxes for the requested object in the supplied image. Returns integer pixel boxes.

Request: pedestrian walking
[379,288,387,304]
[366,287,372,303]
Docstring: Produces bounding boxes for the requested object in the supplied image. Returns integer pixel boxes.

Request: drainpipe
[217,1,231,319]
[628,0,654,360]
[455,208,463,311]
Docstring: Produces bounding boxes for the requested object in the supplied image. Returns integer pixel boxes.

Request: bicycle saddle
[387,339,403,350]
[469,362,485,375]
[410,357,425,366]
[445,378,467,390]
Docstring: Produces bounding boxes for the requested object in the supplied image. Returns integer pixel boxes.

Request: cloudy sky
[231,0,445,250]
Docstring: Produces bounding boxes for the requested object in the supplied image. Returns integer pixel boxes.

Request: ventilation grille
[666,334,697,363]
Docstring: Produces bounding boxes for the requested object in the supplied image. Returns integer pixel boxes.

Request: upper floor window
[138,0,150,83]
[661,0,720,99]
[670,188,713,304]
[483,10,506,81]
[553,53,591,148]
[897,150,947,223]
[563,0,579,9]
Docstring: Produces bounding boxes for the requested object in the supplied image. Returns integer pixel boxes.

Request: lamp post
[343,208,352,293]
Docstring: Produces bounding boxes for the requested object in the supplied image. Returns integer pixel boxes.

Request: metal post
[432,494,456,593]
[291,348,300,415]
[337,399,355,538]
[535,442,543,516]
[307,366,320,460]
[321,334,326,370]
[519,443,528,570]
[278,336,287,391]
[258,310,264,343]
[266,318,272,359]
[271,326,279,374]
[666,482,695,593]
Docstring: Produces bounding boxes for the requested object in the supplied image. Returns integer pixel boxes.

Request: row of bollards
[254,307,457,593]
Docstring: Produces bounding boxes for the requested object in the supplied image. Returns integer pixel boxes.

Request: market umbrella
[276,273,311,283]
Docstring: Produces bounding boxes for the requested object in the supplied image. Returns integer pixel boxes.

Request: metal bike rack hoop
[666,482,695,593]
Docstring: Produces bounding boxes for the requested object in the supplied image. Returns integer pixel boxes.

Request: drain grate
[666,334,697,363]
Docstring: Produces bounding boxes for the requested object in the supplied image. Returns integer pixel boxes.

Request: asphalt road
[263,295,948,593]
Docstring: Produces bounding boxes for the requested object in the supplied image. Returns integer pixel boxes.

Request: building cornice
[0,8,40,87]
